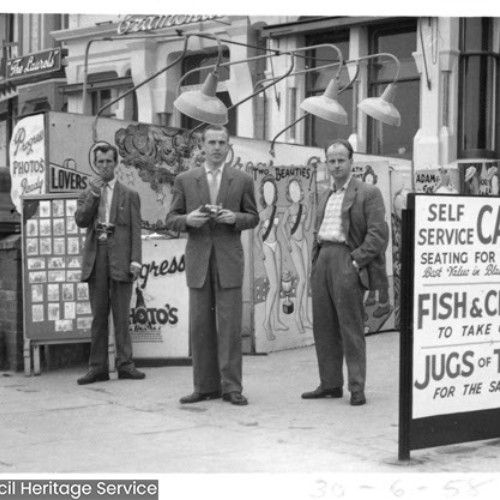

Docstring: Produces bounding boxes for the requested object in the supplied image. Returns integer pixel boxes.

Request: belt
[318,239,346,247]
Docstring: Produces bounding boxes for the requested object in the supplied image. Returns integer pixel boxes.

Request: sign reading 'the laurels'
[413,196,500,419]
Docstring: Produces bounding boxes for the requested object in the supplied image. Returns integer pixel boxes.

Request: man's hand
[215,208,236,225]
[186,207,210,227]
[89,176,106,196]
[129,262,141,280]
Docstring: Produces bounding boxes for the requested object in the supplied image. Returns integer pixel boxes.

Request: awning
[0,80,17,102]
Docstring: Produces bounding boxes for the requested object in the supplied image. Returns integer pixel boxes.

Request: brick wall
[0,235,23,371]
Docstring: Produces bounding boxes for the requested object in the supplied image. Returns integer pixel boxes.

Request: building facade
[47,14,500,174]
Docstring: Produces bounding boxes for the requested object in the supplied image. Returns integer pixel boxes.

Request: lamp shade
[173,72,228,125]
[358,83,401,127]
[299,78,348,125]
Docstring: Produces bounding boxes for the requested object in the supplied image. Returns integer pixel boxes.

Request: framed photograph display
[22,194,91,342]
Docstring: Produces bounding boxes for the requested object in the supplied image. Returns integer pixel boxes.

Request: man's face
[326,144,352,186]
[95,150,117,182]
[202,129,230,168]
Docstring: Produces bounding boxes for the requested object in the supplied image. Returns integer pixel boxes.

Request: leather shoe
[350,391,367,406]
[179,391,222,404]
[77,370,109,385]
[222,392,248,406]
[301,386,343,399]
[118,367,146,380]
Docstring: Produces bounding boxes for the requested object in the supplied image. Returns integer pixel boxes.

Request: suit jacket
[312,177,388,290]
[75,180,142,283]
[166,165,259,289]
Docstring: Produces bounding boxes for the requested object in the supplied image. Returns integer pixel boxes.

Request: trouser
[87,241,134,372]
[311,242,366,393]
[189,250,243,394]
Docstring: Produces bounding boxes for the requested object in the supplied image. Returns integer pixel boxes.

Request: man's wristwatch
[352,260,360,271]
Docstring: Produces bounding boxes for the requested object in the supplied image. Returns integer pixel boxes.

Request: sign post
[399,193,500,458]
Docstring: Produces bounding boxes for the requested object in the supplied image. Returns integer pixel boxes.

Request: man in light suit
[75,142,145,385]
[166,125,258,406]
[302,139,388,406]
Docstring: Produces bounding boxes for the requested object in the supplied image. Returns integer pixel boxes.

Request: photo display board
[22,194,92,342]
[399,193,500,458]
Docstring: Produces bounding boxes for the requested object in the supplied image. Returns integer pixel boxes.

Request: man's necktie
[208,170,219,205]
[98,183,109,223]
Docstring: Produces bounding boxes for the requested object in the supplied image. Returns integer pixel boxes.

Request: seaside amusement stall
[10,111,410,373]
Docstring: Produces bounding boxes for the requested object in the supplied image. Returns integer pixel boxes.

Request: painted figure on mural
[256,174,289,341]
[280,176,313,333]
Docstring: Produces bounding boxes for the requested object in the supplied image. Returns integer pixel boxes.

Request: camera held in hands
[200,204,222,217]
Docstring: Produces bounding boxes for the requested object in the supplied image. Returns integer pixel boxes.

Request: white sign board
[413,195,500,418]
[130,237,189,359]
[9,114,46,213]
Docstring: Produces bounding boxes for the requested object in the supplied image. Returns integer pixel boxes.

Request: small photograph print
[39,219,52,236]
[53,238,66,255]
[53,199,65,217]
[39,201,51,218]
[26,238,39,256]
[66,217,78,234]
[77,317,92,330]
[47,284,60,301]
[64,302,76,320]
[48,270,66,282]
[53,218,65,236]
[27,258,45,270]
[48,303,60,321]
[31,284,44,302]
[48,257,65,269]
[67,237,80,255]
[32,304,44,322]
[76,283,89,300]
[26,219,38,237]
[29,271,47,284]
[67,256,82,268]
[76,302,92,315]
[55,319,73,332]
[66,270,81,282]
[62,283,74,301]
[39,238,52,255]
[66,199,77,216]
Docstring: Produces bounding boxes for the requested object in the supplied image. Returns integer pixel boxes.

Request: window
[304,31,351,148]
[458,18,499,159]
[367,21,419,159]
[179,48,236,135]
[87,71,137,121]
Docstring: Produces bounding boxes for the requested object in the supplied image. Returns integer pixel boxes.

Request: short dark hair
[202,125,229,142]
[94,142,118,163]
[325,139,354,159]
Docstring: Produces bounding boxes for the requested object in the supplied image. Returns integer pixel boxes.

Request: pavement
[1,330,500,499]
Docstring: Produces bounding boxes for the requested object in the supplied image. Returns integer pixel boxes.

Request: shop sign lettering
[50,164,89,193]
[117,14,221,35]
[7,49,61,80]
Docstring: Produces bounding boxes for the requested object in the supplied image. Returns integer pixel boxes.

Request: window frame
[457,17,500,160]
[366,20,419,159]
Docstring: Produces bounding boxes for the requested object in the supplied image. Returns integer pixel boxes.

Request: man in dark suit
[75,142,145,385]
[166,125,258,406]
[302,139,388,406]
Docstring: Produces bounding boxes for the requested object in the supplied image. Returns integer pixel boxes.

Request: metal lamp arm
[348,52,401,83]
[91,35,190,142]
